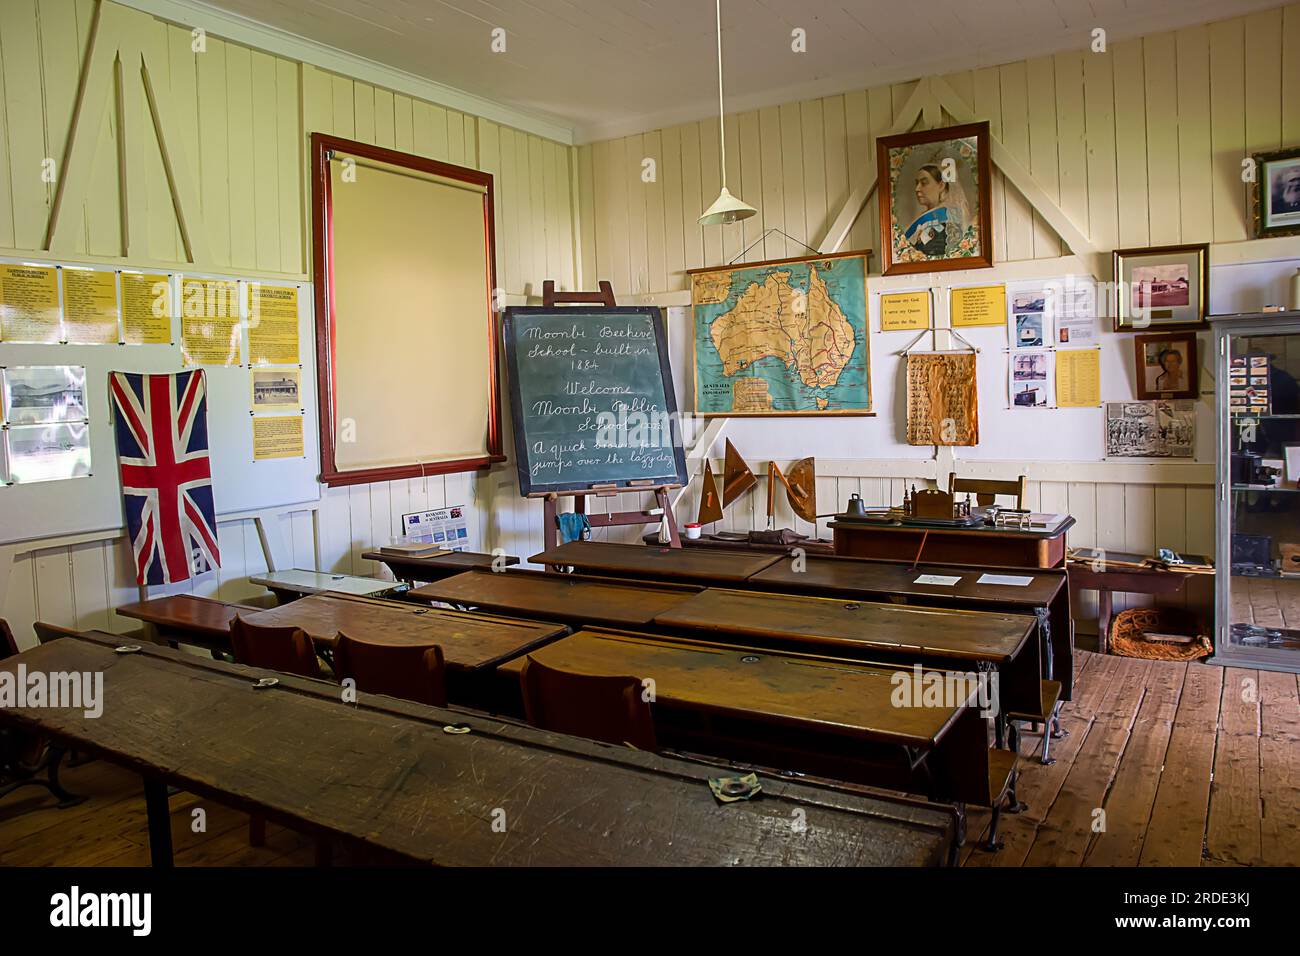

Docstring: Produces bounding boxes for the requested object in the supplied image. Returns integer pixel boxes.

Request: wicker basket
[1110,606,1212,661]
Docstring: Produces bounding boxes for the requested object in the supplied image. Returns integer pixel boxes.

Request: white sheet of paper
[914,574,961,586]
[978,573,1034,587]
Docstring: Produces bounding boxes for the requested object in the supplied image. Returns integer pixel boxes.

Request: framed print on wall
[1253,146,1300,238]
[1134,331,1198,400]
[1112,243,1208,331]
[876,121,992,276]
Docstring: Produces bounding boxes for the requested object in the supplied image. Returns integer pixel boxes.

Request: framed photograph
[877,121,992,276]
[1134,332,1198,400]
[1112,244,1208,330]
[1253,147,1300,238]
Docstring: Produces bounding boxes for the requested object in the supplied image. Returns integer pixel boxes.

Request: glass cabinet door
[1219,319,1300,671]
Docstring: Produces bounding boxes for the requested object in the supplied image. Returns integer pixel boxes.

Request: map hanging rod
[727,228,821,265]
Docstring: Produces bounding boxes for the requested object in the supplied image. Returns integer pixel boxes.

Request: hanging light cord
[715,0,727,188]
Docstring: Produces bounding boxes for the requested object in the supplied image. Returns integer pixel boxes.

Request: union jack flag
[109,370,221,585]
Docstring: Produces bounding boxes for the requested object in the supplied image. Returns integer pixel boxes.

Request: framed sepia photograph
[1112,243,1208,331]
[877,121,992,276]
[1252,146,1300,238]
[1134,332,1198,400]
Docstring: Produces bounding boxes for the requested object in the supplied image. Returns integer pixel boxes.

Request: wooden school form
[1,0,1299,881]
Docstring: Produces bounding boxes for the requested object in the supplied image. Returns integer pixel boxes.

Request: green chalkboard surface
[502,307,687,496]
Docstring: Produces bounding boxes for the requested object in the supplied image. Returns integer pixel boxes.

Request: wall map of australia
[691,252,870,415]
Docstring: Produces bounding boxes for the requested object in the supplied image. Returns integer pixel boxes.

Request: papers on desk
[913,574,962,586]
[977,573,1034,587]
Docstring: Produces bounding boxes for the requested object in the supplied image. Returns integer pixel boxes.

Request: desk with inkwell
[830,484,1075,570]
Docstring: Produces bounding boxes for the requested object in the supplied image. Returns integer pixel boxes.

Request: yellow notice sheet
[62,268,119,344]
[253,414,304,460]
[247,284,299,365]
[121,272,172,344]
[1056,348,1101,407]
[879,291,931,331]
[181,278,242,366]
[950,285,1006,328]
[0,264,61,343]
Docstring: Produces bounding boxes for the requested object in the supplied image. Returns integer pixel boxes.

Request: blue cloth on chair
[557,512,592,544]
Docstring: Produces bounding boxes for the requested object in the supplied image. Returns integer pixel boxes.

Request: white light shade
[698,186,757,225]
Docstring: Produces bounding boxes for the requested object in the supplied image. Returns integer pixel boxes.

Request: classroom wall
[556,2,1300,626]
[0,0,575,645]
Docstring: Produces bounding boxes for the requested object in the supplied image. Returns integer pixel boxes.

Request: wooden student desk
[750,554,1074,700]
[249,569,403,603]
[362,549,519,584]
[830,516,1076,569]
[243,592,567,706]
[0,634,955,866]
[532,541,1074,702]
[532,540,782,582]
[498,628,1004,810]
[408,568,701,629]
[653,587,1046,747]
[114,594,261,655]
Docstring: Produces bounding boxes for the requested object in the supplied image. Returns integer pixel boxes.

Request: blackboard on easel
[501,304,687,497]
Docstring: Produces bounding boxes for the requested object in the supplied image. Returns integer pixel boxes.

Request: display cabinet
[1213,310,1300,672]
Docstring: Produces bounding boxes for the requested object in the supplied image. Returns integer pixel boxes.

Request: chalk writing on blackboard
[502,307,687,495]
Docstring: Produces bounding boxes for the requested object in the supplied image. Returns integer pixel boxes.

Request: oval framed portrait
[876,121,993,276]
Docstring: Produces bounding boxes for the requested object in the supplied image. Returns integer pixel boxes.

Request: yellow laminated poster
[121,272,172,345]
[247,284,300,365]
[180,277,242,366]
[879,291,931,331]
[62,268,119,344]
[950,285,1006,327]
[253,414,304,460]
[1056,348,1101,407]
[0,263,61,343]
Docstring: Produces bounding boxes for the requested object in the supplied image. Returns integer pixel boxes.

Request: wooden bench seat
[1006,679,1065,764]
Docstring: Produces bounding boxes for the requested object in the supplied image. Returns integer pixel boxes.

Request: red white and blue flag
[109,370,220,585]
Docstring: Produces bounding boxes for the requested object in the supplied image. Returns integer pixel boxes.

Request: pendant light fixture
[698,0,756,225]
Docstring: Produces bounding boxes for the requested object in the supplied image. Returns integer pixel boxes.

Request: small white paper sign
[978,573,1034,587]
[914,574,961,586]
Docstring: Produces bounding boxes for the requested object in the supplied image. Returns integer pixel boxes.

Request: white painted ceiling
[192,0,1286,142]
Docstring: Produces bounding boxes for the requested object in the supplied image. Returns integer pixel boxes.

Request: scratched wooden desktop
[0,633,956,866]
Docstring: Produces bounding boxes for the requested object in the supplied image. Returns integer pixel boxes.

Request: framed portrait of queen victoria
[877,122,992,276]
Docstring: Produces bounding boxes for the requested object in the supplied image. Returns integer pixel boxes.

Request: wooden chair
[229,616,323,679]
[948,474,1027,510]
[519,656,657,751]
[33,621,81,645]
[0,619,18,661]
[332,632,447,707]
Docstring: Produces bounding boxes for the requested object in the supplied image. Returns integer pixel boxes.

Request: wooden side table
[1067,564,1195,653]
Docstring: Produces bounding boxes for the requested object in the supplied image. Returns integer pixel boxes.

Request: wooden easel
[534,281,682,550]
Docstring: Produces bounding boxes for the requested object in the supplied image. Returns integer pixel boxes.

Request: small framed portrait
[1134,332,1198,400]
[877,121,992,276]
[1112,243,1209,331]
[1253,147,1300,238]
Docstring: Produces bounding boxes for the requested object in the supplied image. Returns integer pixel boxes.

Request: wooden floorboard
[0,650,1294,867]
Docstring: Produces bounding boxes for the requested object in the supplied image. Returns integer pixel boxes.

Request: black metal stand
[0,739,84,808]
